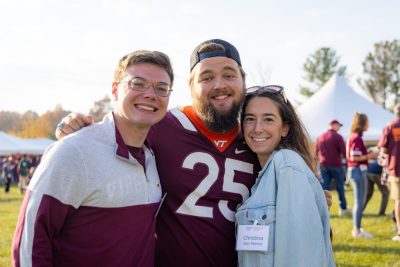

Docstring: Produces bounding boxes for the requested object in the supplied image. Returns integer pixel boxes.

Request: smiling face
[242,96,289,166]
[112,62,170,132]
[190,56,245,132]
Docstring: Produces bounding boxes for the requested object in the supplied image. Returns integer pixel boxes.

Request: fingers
[55,127,69,140]
[55,116,76,140]
[67,113,89,130]
[83,115,94,125]
[324,190,333,209]
[55,113,93,140]
[55,122,68,140]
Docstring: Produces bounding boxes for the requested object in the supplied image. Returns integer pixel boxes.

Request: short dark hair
[114,50,174,86]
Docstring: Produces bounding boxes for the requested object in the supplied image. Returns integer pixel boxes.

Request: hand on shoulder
[55,113,94,140]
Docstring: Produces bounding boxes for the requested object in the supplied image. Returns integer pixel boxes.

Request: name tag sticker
[236,225,269,251]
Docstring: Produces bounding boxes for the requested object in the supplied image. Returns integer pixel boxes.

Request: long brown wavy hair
[349,113,368,135]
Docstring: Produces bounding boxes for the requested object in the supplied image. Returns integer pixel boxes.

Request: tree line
[0,96,112,139]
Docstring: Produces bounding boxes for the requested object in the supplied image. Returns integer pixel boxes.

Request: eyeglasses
[246,85,287,104]
[118,77,172,97]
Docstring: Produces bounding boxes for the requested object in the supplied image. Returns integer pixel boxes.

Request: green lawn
[330,184,400,267]
[0,185,22,267]
[1,184,399,266]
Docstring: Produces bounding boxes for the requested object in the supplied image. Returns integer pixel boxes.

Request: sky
[0,0,399,115]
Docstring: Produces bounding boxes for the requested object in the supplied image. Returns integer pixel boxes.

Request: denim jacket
[235,149,335,267]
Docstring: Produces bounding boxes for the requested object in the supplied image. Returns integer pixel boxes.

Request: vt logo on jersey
[182,106,240,152]
[214,140,228,148]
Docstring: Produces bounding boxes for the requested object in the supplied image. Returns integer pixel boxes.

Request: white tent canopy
[0,132,55,155]
[297,75,395,142]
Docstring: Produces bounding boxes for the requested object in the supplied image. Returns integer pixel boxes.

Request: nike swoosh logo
[235,148,247,154]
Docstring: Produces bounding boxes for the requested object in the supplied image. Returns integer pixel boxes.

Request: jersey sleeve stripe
[170,108,197,132]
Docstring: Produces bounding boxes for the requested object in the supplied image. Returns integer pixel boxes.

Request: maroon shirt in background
[378,118,400,177]
[148,110,260,267]
[346,133,368,167]
[315,129,346,167]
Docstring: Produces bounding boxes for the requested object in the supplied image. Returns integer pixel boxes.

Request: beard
[194,97,243,133]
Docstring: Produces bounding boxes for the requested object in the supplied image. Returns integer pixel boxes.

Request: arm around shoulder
[55,113,94,140]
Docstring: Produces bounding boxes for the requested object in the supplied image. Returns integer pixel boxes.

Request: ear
[281,124,289,138]
[112,82,118,101]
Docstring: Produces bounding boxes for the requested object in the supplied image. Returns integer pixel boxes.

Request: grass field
[1,184,400,266]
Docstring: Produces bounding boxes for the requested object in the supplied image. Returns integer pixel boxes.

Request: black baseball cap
[190,39,241,72]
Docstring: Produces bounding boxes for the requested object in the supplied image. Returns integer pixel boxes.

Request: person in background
[0,156,4,187]
[363,146,389,216]
[346,113,376,238]
[17,154,31,194]
[3,156,16,194]
[28,155,41,180]
[235,85,335,267]
[12,50,173,266]
[378,103,400,241]
[316,119,350,216]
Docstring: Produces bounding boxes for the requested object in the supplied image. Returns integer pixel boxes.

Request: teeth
[136,104,155,112]
[253,137,266,142]
[214,95,228,100]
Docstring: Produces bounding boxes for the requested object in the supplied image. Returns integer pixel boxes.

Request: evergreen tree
[300,47,347,97]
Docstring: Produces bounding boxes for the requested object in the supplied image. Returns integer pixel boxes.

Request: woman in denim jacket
[235,86,335,267]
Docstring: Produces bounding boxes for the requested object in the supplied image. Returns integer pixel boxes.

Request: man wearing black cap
[316,119,350,216]
[150,39,260,267]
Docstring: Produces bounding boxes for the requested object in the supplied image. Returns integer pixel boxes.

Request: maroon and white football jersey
[148,107,260,267]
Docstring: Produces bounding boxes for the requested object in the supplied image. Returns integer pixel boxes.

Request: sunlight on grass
[330,185,400,267]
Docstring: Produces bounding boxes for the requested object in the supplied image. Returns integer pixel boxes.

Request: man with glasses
[55,39,330,266]
[12,50,173,266]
